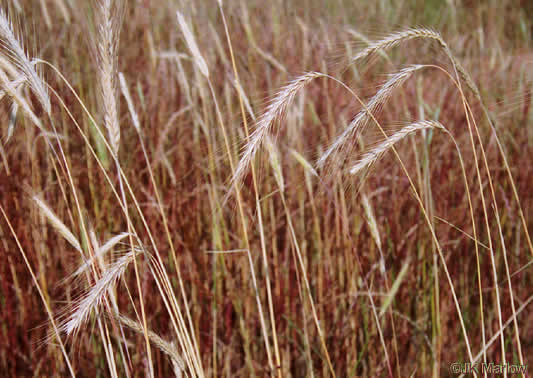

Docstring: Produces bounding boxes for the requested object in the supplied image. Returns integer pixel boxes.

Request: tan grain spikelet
[60,249,139,336]
[0,69,43,131]
[72,232,130,278]
[116,313,185,377]
[33,195,82,253]
[351,28,447,64]
[176,11,209,78]
[349,120,444,175]
[318,65,426,169]
[0,9,51,114]
[265,136,284,190]
[290,149,318,177]
[361,193,385,273]
[349,28,480,100]
[361,194,381,252]
[232,78,256,120]
[118,72,140,132]
[231,71,325,190]
[96,0,124,156]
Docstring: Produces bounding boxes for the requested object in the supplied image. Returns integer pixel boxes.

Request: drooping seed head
[176,11,209,78]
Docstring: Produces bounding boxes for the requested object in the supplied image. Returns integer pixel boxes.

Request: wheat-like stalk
[316,29,480,170]
[118,72,140,132]
[0,67,24,142]
[0,74,25,102]
[176,11,209,78]
[349,120,444,175]
[0,68,44,131]
[352,28,447,64]
[290,149,318,177]
[115,313,185,377]
[318,64,425,169]
[0,9,51,114]
[351,27,480,100]
[231,71,325,190]
[265,135,284,190]
[361,193,384,272]
[60,249,139,336]
[33,195,82,253]
[71,232,130,278]
[96,0,123,156]
[344,24,526,373]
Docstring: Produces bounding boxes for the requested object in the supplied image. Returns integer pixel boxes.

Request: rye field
[0,0,532,376]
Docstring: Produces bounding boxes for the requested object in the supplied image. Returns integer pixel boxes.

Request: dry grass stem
[1,3,531,376]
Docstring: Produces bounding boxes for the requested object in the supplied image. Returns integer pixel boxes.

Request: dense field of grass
[0,0,531,376]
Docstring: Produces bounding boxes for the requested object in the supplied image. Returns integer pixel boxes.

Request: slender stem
[0,205,76,377]
[217,3,282,374]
